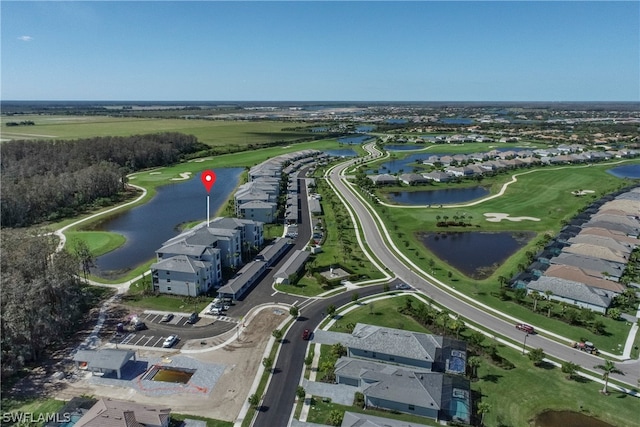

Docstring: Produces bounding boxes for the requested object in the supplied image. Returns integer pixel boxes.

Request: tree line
[0,229,110,380]
[1,132,207,227]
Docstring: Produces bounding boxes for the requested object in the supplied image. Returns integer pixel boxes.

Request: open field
[0,115,312,147]
[316,295,640,427]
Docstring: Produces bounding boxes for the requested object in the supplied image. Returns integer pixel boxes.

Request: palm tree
[594,359,624,394]
[468,356,482,380]
[544,290,554,317]
[530,290,541,311]
[477,401,491,426]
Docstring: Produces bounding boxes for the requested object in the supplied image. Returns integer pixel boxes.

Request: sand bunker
[149,172,161,175]
[171,172,192,181]
[484,213,541,222]
[571,189,595,196]
[190,157,213,163]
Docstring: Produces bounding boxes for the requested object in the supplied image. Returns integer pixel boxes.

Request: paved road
[325,144,638,385]
[254,284,385,427]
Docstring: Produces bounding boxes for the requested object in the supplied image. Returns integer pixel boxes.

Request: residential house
[549,252,625,281]
[543,264,626,294]
[74,398,170,427]
[368,174,398,185]
[334,357,471,424]
[399,173,429,185]
[239,200,277,224]
[526,276,613,314]
[423,171,451,183]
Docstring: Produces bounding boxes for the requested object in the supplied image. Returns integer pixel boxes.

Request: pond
[338,134,374,145]
[356,125,375,132]
[91,167,243,278]
[368,153,431,174]
[533,410,615,427]
[384,144,425,151]
[418,231,535,279]
[607,164,640,179]
[386,187,490,205]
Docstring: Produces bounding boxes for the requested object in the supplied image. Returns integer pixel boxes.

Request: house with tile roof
[323,323,468,374]
[543,264,626,294]
[526,276,614,314]
[549,252,625,281]
[74,398,170,427]
[334,357,471,424]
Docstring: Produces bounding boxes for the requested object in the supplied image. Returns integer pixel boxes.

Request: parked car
[187,313,199,324]
[515,323,535,334]
[302,329,311,340]
[132,321,147,331]
[395,283,412,290]
[162,335,178,348]
[160,313,174,322]
[209,308,222,315]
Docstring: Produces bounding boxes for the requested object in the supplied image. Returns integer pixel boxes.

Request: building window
[167,279,171,283]
[167,287,172,291]
[408,404,415,411]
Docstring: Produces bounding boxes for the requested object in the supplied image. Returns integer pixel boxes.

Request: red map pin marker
[200,170,216,193]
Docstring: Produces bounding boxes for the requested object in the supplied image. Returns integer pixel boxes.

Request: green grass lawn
[356,159,640,354]
[317,294,640,427]
[0,115,313,147]
[65,230,126,257]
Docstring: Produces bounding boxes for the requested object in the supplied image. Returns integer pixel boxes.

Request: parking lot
[118,332,183,349]
[113,310,239,349]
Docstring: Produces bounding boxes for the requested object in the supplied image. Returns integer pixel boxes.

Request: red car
[515,323,535,334]
[302,329,311,340]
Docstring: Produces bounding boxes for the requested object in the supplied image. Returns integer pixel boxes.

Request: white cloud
[18,36,33,42]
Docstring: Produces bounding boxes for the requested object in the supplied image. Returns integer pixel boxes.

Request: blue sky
[2,1,638,101]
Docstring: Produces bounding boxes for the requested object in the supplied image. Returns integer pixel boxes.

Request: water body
[387,187,490,205]
[533,411,614,427]
[356,125,375,132]
[419,231,535,279]
[384,144,424,151]
[607,164,640,179]
[368,153,430,174]
[338,134,374,145]
[325,149,358,157]
[92,167,243,277]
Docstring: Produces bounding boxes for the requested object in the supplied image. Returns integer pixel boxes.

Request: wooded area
[0,230,110,380]
[1,132,207,227]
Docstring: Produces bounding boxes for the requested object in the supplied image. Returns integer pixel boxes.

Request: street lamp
[522,333,529,355]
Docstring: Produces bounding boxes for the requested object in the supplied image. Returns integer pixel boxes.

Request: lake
[368,153,431,174]
[387,187,490,205]
[384,144,425,151]
[92,167,243,278]
[418,231,535,279]
[607,164,640,179]
[338,134,374,145]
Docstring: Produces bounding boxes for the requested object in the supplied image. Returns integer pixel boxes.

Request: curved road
[326,144,638,384]
[254,147,638,426]
[254,284,385,427]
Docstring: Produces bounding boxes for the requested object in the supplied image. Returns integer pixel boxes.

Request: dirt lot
[55,305,289,422]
